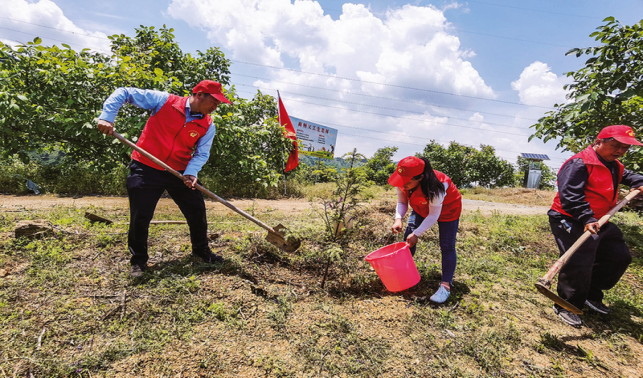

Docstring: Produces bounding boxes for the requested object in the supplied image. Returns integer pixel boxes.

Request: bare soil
[0,194,550,216]
[2,190,643,377]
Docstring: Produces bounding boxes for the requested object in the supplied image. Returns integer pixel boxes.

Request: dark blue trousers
[126,160,211,267]
[549,216,632,309]
[404,210,459,283]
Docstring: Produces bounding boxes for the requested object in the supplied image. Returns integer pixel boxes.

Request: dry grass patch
[460,187,556,207]
[1,190,643,377]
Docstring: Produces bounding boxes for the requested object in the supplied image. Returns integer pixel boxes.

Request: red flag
[279,94,299,172]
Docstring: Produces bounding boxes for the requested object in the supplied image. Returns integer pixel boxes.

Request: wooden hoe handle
[112,132,277,233]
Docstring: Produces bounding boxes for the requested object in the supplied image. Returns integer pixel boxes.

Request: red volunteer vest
[551,146,624,220]
[131,94,212,171]
[403,170,462,222]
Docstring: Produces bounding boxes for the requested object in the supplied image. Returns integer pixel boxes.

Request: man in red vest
[549,125,643,326]
[97,80,231,277]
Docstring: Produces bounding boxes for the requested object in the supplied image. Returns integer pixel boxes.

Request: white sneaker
[430,285,451,303]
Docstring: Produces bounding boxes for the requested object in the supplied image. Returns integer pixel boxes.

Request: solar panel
[520,153,550,160]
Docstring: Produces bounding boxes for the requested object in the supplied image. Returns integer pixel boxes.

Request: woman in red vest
[389,156,462,303]
[548,125,643,327]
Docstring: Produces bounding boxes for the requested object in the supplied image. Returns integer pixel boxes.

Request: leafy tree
[0,38,116,164]
[531,17,643,170]
[287,160,338,184]
[420,141,515,188]
[204,90,294,196]
[515,157,556,190]
[298,155,366,170]
[0,26,293,195]
[0,26,232,167]
[420,141,475,187]
[470,145,515,188]
[363,146,398,186]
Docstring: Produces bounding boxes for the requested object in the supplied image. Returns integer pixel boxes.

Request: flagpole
[278,90,287,196]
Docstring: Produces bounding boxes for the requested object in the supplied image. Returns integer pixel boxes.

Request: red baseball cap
[193,80,232,104]
[597,125,643,146]
[388,156,425,187]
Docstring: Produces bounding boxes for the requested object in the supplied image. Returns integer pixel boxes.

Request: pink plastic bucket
[365,242,420,292]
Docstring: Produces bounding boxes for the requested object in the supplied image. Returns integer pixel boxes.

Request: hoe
[535,189,640,314]
[113,132,301,252]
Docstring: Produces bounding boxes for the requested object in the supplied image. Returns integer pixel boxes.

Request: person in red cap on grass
[549,125,643,327]
[389,156,462,303]
[97,80,231,278]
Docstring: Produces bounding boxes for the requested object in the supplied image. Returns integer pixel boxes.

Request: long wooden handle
[112,131,277,233]
[542,189,641,281]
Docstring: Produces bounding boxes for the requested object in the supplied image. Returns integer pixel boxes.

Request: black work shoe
[553,305,582,327]
[130,264,145,278]
[585,299,611,314]
[201,253,224,264]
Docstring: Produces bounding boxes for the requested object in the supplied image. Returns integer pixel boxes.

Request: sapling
[318,148,368,288]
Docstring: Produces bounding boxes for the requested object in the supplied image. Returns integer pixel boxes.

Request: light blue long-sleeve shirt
[99,87,216,178]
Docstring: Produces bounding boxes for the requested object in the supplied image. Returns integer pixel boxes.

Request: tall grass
[0,156,128,195]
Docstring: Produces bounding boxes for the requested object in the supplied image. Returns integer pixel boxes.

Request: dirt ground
[0,194,551,216]
[2,192,643,377]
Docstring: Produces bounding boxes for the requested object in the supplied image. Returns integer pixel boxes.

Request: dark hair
[414,157,445,202]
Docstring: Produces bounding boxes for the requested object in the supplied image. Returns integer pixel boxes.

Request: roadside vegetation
[3,15,643,377]
[1,188,642,377]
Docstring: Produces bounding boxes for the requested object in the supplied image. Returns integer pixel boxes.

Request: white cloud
[511,61,570,107]
[1,0,111,53]
[167,0,494,101]
[166,0,572,166]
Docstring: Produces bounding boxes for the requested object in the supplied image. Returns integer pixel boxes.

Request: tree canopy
[363,146,398,186]
[419,141,515,188]
[0,26,293,195]
[531,17,643,169]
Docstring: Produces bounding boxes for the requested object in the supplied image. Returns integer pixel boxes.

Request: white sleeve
[395,187,409,219]
[412,182,448,237]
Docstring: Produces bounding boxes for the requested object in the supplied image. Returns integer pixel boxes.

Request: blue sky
[2,0,643,170]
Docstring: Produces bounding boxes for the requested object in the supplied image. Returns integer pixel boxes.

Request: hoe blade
[535,280,583,315]
[265,224,301,252]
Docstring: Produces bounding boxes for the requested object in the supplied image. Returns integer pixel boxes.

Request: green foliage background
[531,17,643,170]
[0,26,293,197]
[0,26,550,196]
[419,141,516,188]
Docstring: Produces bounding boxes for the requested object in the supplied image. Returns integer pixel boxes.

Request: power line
[237,88,568,163]
[0,26,111,54]
[450,26,573,48]
[465,0,600,20]
[0,15,566,110]
[303,117,567,163]
[238,83,534,130]
[0,18,567,162]
[230,60,555,109]
[237,89,531,137]
[0,16,111,40]
[233,73,541,122]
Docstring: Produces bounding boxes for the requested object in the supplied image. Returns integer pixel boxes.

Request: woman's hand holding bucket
[391,219,417,248]
[406,233,418,248]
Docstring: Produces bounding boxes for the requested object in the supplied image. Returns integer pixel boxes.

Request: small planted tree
[318,148,368,288]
